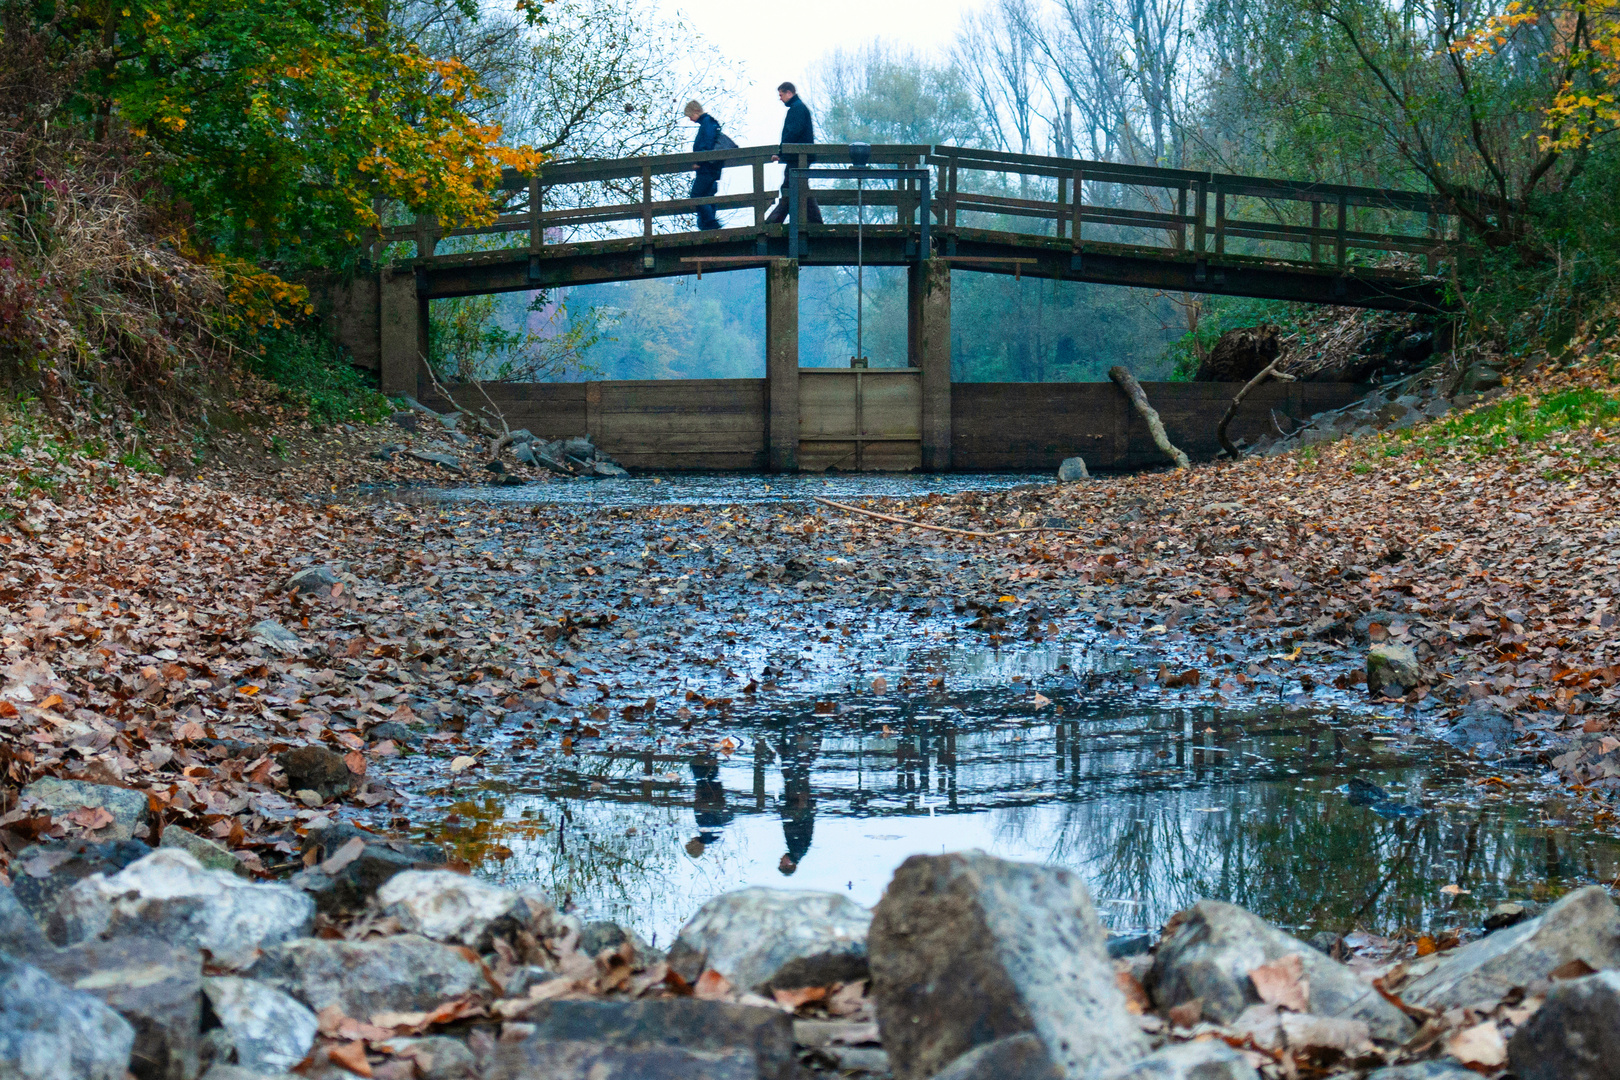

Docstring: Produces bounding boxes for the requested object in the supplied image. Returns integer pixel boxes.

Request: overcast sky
[661,0,980,147]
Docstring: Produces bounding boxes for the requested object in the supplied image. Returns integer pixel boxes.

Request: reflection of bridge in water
[452,688,1620,943]
[326,144,1458,473]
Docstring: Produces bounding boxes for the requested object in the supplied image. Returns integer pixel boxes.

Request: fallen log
[1216,358,1297,459]
[1108,366,1189,469]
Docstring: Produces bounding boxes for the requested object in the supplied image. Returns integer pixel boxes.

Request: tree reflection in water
[427,694,1620,943]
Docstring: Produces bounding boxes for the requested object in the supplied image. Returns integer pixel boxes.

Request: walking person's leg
[691,173,720,230]
[765,179,790,224]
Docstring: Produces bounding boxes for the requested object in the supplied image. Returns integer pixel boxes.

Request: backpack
[711,127,738,168]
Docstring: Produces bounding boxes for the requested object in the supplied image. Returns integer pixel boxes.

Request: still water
[405,473,1620,946]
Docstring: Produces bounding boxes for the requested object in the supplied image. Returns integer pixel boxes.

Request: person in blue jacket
[684,100,724,231]
[766,82,823,224]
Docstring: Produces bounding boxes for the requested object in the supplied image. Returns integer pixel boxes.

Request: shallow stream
[392,473,1620,946]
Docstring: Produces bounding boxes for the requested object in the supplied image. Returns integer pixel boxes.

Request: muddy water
[403,474,1620,947]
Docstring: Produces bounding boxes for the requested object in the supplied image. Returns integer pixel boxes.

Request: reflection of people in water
[777,731,818,875]
[690,753,733,848]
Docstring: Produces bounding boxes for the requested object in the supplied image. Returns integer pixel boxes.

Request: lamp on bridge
[849,142,872,169]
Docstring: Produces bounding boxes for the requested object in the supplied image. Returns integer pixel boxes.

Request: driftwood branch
[1107,366,1189,469]
[1216,359,1297,459]
[812,497,1086,539]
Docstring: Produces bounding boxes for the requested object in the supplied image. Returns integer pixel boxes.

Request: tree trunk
[1108,365,1189,469]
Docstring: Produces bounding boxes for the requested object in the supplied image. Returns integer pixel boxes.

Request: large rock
[930,1034,1061,1080]
[487,1000,795,1080]
[868,851,1148,1080]
[373,1036,476,1080]
[1509,970,1620,1080]
[1366,643,1421,698]
[1364,1065,1488,1079]
[667,888,870,994]
[245,934,483,1017]
[291,824,446,916]
[202,977,318,1075]
[376,870,557,952]
[0,952,136,1080]
[285,566,337,595]
[12,839,156,936]
[1396,884,1620,1010]
[275,745,355,802]
[1442,706,1516,758]
[0,884,49,959]
[1100,1042,1258,1080]
[20,778,149,841]
[35,937,202,1080]
[1057,457,1090,483]
[53,849,314,968]
[1147,900,1412,1042]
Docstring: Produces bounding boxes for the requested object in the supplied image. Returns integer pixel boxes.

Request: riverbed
[367,473,1620,946]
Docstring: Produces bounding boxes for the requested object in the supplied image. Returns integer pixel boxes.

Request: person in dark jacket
[684,100,724,231]
[766,82,822,225]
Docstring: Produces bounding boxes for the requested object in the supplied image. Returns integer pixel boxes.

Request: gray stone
[376,870,559,952]
[507,429,534,445]
[35,937,202,1080]
[1057,457,1090,482]
[0,951,136,1080]
[486,1041,758,1080]
[0,884,49,958]
[1364,1064,1493,1079]
[201,1068,296,1080]
[1397,885,1620,1010]
[486,1000,795,1080]
[290,824,446,916]
[374,1036,476,1080]
[513,443,538,466]
[160,827,249,877]
[1508,970,1620,1080]
[1443,706,1516,757]
[667,888,869,994]
[1367,642,1421,698]
[1458,363,1505,393]
[1422,398,1452,419]
[1100,1041,1258,1080]
[1147,900,1412,1042]
[276,744,354,801]
[12,839,159,937]
[1484,902,1529,932]
[53,849,314,969]
[284,566,336,595]
[408,450,464,472]
[930,1034,1061,1080]
[249,620,305,655]
[561,436,595,459]
[21,778,149,841]
[579,920,661,967]
[868,851,1148,1080]
[202,976,318,1075]
[245,934,482,1017]
[592,460,628,477]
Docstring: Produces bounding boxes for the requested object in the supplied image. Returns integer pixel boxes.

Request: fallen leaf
[772,985,830,1011]
[1115,969,1152,1015]
[327,1040,373,1077]
[694,969,733,1001]
[449,755,477,774]
[1447,1020,1507,1067]
[1031,692,1052,709]
[64,806,116,831]
[1248,953,1310,1013]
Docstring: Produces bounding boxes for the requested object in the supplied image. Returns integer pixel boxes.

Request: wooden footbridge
[326,143,1455,472]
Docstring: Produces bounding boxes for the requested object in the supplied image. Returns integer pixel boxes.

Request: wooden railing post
[1056,174,1068,240]
[1310,201,1322,263]
[1175,185,1187,252]
[528,176,543,255]
[1335,193,1348,269]
[753,158,766,226]
[1193,181,1207,254]
[1071,168,1084,250]
[1214,189,1227,256]
[413,213,438,259]
[1426,211,1439,274]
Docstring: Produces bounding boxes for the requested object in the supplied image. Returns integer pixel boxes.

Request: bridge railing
[380,143,1453,274]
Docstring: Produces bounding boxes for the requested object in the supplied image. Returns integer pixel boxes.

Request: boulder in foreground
[0,952,136,1080]
[667,887,870,994]
[868,850,1148,1080]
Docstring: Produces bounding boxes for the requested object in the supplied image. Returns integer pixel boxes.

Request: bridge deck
[386,143,1454,312]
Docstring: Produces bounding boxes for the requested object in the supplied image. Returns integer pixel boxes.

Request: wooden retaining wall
[426,377,1366,472]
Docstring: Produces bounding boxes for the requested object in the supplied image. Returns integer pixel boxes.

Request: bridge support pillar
[766,259,799,472]
[379,267,429,398]
[910,258,952,471]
